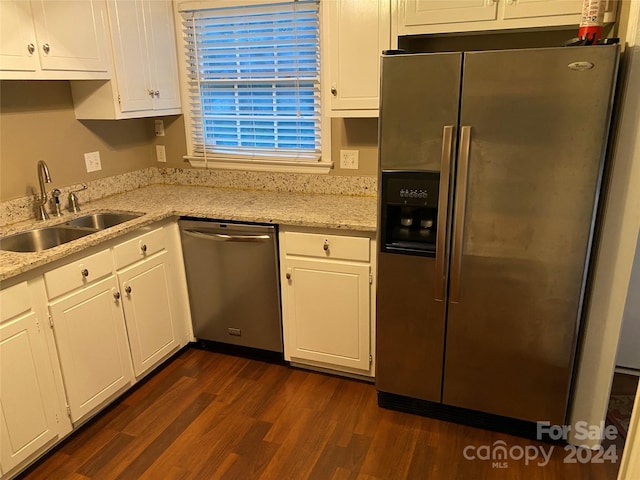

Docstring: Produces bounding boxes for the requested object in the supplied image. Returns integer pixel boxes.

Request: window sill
[184,156,334,174]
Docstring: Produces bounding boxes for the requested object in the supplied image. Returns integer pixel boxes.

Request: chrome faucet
[34,160,52,220]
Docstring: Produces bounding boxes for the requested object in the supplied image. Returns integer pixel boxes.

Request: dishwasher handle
[182,229,272,242]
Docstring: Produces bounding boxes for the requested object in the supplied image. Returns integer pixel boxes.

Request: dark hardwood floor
[21,347,622,480]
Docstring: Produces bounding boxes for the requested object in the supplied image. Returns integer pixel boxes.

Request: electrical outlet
[340,149,359,170]
[154,119,165,137]
[156,145,167,162]
[84,151,102,172]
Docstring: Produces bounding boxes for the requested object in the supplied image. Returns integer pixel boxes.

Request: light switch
[84,151,102,172]
[154,119,165,137]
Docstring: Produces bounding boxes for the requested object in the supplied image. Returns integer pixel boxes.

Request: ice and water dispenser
[380,171,441,256]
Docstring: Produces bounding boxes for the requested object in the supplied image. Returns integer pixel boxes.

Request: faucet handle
[68,192,81,213]
[68,185,87,213]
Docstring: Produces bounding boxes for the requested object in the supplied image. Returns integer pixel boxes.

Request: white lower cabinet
[117,251,178,378]
[0,220,191,478]
[280,229,375,376]
[48,276,133,423]
[0,281,62,474]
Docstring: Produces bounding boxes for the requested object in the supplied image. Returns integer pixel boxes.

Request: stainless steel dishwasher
[179,219,283,353]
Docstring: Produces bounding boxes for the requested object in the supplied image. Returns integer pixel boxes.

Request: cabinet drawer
[45,249,113,299]
[284,232,370,262]
[0,281,31,322]
[113,228,166,269]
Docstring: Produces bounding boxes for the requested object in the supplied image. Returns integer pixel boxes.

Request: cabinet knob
[125,285,132,294]
[323,239,330,252]
[286,272,291,280]
[113,291,121,300]
[42,43,50,54]
[140,243,147,253]
[27,43,35,55]
[330,85,337,96]
[81,268,89,278]
[154,90,160,97]
[148,89,155,97]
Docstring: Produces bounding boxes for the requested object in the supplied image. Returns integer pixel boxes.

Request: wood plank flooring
[20,347,622,480]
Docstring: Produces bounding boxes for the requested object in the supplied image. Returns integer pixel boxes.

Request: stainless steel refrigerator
[375,45,619,430]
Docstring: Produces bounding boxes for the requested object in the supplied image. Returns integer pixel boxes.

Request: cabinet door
[325,0,390,113]
[283,258,370,371]
[30,0,108,72]
[145,0,181,111]
[0,312,58,472]
[403,0,499,26]
[118,252,178,377]
[502,0,582,19]
[49,277,132,423]
[0,1,39,72]
[108,0,154,112]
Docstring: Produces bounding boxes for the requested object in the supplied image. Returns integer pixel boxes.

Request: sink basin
[0,226,94,253]
[65,212,142,230]
[0,212,143,253]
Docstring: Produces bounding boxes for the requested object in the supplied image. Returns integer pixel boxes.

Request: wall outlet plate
[84,151,102,172]
[340,149,359,170]
[156,145,167,162]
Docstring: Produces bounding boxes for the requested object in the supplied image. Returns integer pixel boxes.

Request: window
[180,0,327,171]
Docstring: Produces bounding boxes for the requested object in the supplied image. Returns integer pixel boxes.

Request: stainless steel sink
[65,212,142,230]
[0,211,143,253]
[0,226,94,253]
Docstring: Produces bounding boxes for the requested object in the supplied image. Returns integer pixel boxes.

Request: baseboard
[377,391,563,443]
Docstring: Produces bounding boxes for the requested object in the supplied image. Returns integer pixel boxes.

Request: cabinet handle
[125,285,132,295]
[81,268,89,278]
[330,85,337,96]
[27,43,35,55]
[140,243,148,253]
[113,291,121,300]
[323,239,329,252]
[42,43,50,54]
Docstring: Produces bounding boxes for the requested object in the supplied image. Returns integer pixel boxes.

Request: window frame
[174,0,332,174]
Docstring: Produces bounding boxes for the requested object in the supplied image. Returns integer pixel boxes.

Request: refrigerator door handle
[450,125,471,304]
[435,125,454,301]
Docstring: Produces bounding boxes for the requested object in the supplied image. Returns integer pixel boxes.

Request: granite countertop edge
[0,184,378,282]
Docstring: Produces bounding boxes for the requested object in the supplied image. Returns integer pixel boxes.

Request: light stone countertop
[0,184,378,282]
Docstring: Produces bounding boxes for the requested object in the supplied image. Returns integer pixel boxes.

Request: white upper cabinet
[70,0,181,119]
[0,0,109,79]
[323,0,390,116]
[144,0,181,111]
[502,0,582,20]
[0,1,39,72]
[398,0,618,35]
[403,0,498,26]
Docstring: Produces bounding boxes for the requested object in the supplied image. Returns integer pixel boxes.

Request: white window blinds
[181,1,321,163]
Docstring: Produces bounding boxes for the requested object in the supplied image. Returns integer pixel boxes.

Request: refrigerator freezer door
[443,46,619,424]
[376,252,446,402]
[379,52,462,172]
